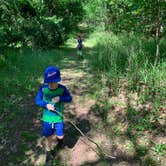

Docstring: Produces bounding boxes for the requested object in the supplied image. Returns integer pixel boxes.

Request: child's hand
[52,96,60,103]
[47,104,55,111]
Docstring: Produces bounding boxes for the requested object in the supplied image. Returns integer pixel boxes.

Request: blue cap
[44,66,61,83]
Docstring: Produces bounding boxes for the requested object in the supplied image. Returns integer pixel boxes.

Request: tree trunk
[154,27,160,66]
[154,0,161,66]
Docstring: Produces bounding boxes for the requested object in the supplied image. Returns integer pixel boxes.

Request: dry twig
[52,109,116,159]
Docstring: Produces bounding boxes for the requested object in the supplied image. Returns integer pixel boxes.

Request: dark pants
[77,44,82,50]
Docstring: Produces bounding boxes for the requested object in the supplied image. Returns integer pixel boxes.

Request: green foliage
[127,106,152,131]
[0,0,166,163]
[91,99,110,124]
[88,32,166,99]
[136,145,148,156]
[0,0,84,48]
[21,131,38,142]
[0,47,76,165]
[88,32,147,73]
[83,0,107,30]
[53,159,66,166]
[152,143,166,156]
[145,156,157,166]
[86,31,165,139]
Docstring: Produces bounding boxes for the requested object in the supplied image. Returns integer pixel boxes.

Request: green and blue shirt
[36,84,72,123]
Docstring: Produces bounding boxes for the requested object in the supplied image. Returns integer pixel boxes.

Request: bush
[0,0,84,48]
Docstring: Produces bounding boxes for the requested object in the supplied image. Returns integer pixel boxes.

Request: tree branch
[52,109,116,159]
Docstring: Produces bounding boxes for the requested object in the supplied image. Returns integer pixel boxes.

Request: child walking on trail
[36,66,72,159]
[77,34,83,57]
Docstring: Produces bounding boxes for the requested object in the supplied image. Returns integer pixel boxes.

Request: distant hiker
[77,34,83,58]
[36,66,72,160]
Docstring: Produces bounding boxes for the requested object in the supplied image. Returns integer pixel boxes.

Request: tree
[0,0,84,48]
[83,0,166,65]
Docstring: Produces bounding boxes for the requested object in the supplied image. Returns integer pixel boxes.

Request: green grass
[152,143,166,156]
[21,131,38,142]
[86,31,166,132]
[0,46,78,165]
[87,32,166,95]
[0,47,76,106]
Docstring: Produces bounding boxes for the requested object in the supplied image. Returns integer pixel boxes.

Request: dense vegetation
[0,0,166,165]
[0,0,84,48]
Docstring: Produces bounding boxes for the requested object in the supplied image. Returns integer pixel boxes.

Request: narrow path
[59,60,99,166]
[31,52,141,166]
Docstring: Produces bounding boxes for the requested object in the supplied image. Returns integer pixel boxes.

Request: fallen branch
[52,109,116,159]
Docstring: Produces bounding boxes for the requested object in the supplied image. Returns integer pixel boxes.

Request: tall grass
[0,47,77,164]
[0,47,76,111]
[88,32,166,99]
[87,32,166,138]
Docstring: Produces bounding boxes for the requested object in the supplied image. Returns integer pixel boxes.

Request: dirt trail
[39,59,141,166]
[60,62,99,165]
[27,58,155,166]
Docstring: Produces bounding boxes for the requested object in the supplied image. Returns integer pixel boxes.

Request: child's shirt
[78,37,83,45]
[36,84,72,123]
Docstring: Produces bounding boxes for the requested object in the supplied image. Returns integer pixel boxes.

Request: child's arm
[60,86,72,102]
[36,85,57,111]
[36,86,48,108]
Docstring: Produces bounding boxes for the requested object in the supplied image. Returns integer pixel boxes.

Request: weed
[136,145,148,156]
[152,143,166,156]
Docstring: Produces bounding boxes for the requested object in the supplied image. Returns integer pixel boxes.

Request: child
[77,35,83,57]
[36,66,72,156]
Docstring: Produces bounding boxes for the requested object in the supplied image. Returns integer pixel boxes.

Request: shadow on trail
[79,153,158,166]
[64,117,91,148]
[57,46,93,72]
[81,91,161,166]
[80,156,141,166]
[0,94,44,165]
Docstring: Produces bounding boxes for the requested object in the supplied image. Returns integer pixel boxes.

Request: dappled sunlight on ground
[23,149,46,166]
[66,138,98,166]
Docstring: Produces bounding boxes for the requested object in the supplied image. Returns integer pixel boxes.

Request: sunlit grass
[0,46,80,164]
[87,32,166,99]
